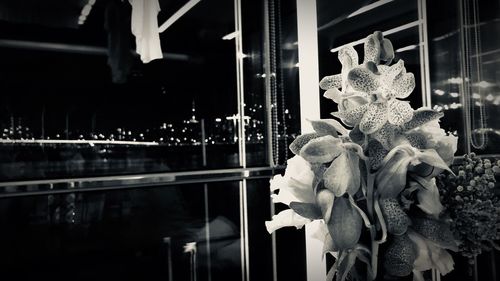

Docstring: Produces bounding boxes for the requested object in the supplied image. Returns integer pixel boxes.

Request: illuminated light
[330,20,421,53]
[472,93,481,99]
[434,89,445,96]
[450,92,459,98]
[347,0,394,18]
[395,44,418,53]
[88,0,96,5]
[443,105,449,110]
[237,52,248,59]
[476,81,495,88]
[260,74,266,78]
[486,94,494,101]
[450,102,461,109]
[82,4,92,16]
[159,0,201,33]
[447,77,463,84]
[295,62,300,68]
[475,101,483,107]
[222,31,239,40]
[215,118,221,122]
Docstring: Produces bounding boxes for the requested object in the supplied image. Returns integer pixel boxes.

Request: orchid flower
[265,155,316,233]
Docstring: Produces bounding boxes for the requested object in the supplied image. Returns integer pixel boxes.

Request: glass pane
[0,181,243,281]
[0,0,250,181]
[428,0,500,157]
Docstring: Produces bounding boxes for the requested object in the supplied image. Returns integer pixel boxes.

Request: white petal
[416,178,444,217]
[265,209,311,233]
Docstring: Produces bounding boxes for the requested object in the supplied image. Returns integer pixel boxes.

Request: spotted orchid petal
[359,102,388,134]
[320,74,342,90]
[338,46,359,69]
[332,103,370,127]
[411,218,458,251]
[401,108,444,132]
[289,133,320,155]
[384,59,405,79]
[348,125,364,145]
[347,67,380,92]
[403,132,428,149]
[388,99,414,126]
[364,31,382,64]
[371,123,399,150]
[391,72,415,99]
[383,234,418,277]
[265,209,311,234]
[368,139,389,170]
[379,198,411,235]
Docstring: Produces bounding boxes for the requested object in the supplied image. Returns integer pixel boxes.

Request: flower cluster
[437,153,500,261]
[266,31,460,281]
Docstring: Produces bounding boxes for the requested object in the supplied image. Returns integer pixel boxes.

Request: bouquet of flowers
[438,153,500,265]
[266,31,460,281]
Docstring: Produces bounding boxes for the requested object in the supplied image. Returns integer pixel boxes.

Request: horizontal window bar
[0,167,283,198]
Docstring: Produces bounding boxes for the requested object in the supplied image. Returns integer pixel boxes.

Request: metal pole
[201,118,207,167]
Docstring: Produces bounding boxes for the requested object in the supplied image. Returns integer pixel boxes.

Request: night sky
[0,0,239,137]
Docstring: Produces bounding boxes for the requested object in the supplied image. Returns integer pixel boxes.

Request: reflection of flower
[267,31,462,281]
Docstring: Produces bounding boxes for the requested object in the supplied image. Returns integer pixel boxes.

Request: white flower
[265,209,311,234]
[266,155,316,233]
[412,178,444,218]
[270,155,315,205]
[408,230,454,276]
[412,120,458,165]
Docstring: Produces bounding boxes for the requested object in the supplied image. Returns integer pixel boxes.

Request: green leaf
[328,197,363,251]
[289,133,320,155]
[310,119,349,137]
[300,135,343,163]
[289,201,323,220]
[401,108,444,132]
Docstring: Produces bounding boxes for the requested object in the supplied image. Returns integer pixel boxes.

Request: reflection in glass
[0,181,244,281]
[0,0,275,181]
[429,0,500,156]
